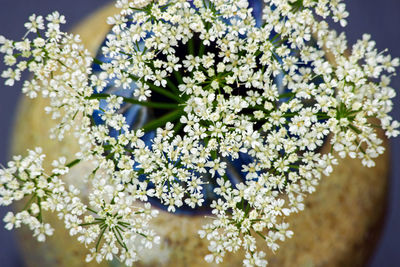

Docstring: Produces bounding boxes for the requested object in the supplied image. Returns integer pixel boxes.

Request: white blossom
[0,0,398,266]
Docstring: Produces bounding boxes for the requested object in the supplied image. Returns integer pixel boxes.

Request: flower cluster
[0,0,399,266]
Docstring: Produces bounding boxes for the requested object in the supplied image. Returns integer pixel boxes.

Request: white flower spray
[0,0,398,266]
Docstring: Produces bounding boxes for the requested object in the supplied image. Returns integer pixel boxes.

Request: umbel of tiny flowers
[0,0,399,266]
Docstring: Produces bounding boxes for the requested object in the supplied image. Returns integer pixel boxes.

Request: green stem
[79,221,103,227]
[93,58,104,66]
[22,195,36,211]
[113,227,128,250]
[145,81,182,103]
[166,77,180,94]
[173,121,183,133]
[279,92,295,99]
[348,124,362,134]
[37,198,42,223]
[142,109,183,132]
[96,226,107,252]
[255,231,266,240]
[87,207,98,214]
[199,42,205,58]
[188,38,195,56]
[88,93,179,109]
[173,71,184,85]
[66,159,81,168]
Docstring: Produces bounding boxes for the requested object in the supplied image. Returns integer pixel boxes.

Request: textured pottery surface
[11,3,389,267]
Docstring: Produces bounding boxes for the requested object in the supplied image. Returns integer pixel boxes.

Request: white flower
[24,14,44,33]
[0,0,398,266]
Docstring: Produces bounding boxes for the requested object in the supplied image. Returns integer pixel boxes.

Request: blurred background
[0,0,399,266]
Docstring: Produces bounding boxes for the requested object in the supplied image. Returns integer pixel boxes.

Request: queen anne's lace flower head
[0,1,399,266]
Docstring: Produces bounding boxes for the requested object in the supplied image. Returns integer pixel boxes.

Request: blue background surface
[0,1,399,266]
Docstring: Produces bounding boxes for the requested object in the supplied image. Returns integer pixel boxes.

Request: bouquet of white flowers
[0,0,398,266]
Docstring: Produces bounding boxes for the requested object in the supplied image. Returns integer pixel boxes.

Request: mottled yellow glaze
[12,3,389,267]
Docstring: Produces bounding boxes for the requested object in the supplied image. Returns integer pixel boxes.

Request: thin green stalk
[92,58,104,66]
[188,38,195,56]
[88,93,179,109]
[173,71,184,84]
[112,227,128,251]
[87,207,98,214]
[255,231,266,240]
[96,226,107,252]
[37,198,42,222]
[144,81,183,103]
[22,195,36,211]
[66,159,81,168]
[348,124,362,134]
[198,42,205,58]
[173,121,183,133]
[79,221,104,227]
[166,77,180,94]
[142,109,183,132]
